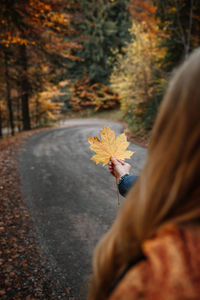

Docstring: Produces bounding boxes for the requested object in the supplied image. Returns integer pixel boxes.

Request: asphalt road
[19,119,147,299]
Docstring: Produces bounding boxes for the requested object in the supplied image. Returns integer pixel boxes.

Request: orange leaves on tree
[0,0,74,49]
[29,84,63,124]
[128,0,161,35]
[69,77,119,112]
[1,35,28,47]
[29,0,51,13]
[88,126,134,166]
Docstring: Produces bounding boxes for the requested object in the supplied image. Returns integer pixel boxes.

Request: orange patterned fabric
[108,224,200,300]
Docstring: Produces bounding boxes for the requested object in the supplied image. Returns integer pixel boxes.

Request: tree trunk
[20,44,31,130]
[0,104,3,139]
[35,97,40,126]
[17,94,21,132]
[4,50,15,136]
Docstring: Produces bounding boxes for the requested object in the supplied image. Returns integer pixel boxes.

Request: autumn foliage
[69,77,120,112]
[0,0,199,138]
[110,19,167,135]
[0,0,81,136]
[109,0,200,136]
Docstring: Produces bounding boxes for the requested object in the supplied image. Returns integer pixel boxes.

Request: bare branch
[174,0,186,48]
[186,0,194,56]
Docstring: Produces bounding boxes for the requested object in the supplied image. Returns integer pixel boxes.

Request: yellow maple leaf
[88,126,134,166]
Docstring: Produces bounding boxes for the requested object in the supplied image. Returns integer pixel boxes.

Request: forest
[0,0,200,138]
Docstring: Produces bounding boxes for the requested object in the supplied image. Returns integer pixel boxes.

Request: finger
[110,170,115,176]
[116,158,125,165]
[110,157,119,166]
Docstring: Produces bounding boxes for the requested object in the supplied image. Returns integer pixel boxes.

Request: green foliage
[70,0,132,84]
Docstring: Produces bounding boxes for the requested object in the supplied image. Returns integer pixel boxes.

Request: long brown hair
[88,48,200,300]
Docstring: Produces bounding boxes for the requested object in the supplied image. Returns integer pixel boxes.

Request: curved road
[19,119,147,299]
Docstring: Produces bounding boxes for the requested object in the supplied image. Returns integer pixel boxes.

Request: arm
[109,157,138,197]
[118,174,138,197]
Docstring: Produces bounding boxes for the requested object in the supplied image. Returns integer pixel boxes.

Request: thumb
[110,156,118,165]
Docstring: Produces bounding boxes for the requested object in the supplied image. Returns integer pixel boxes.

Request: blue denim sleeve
[118,174,138,197]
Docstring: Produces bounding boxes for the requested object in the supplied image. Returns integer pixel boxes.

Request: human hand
[108,157,131,184]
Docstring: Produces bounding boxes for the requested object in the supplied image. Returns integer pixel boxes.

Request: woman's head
[144,47,200,228]
[88,48,200,300]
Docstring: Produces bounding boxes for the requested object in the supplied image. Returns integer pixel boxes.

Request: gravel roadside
[0,131,72,299]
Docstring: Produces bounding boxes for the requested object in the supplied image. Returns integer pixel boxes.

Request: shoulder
[108,224,200,300]
[108,260,149,300]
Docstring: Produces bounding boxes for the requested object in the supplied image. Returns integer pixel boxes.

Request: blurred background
[1,0,199,141]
